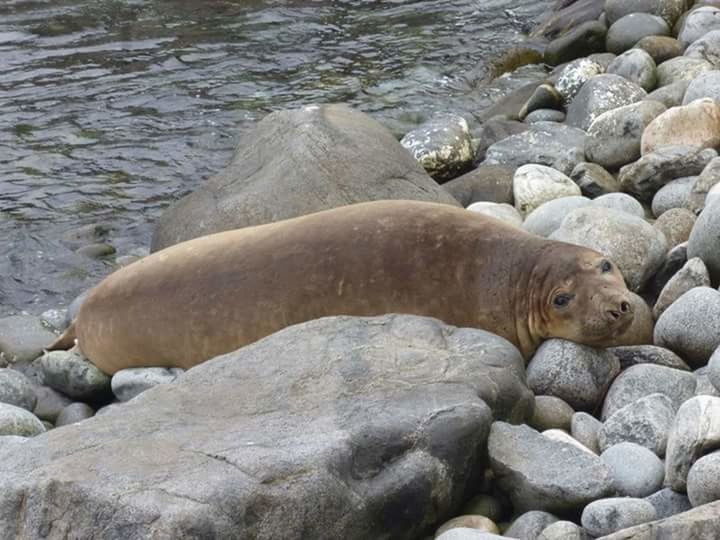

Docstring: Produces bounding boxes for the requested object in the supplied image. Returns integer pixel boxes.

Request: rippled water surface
[1,0,551,315]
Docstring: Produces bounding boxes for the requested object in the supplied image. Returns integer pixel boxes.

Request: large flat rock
[0,315,533,539]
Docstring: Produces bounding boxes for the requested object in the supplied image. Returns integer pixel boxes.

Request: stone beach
[5,0,720,537]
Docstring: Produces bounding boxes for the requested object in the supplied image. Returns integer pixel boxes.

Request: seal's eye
[600,260,612,273]
[553,293,574,308]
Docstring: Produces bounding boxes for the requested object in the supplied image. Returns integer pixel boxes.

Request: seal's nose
[606,297,633,322]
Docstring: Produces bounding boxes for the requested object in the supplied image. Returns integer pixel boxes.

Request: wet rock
[634,35,683,64]
[512,164,581,216]
[533,0,605,40]
[656,57,714,87]
[466,202,522,227]
[538,521,589,540]
[0,369,35,412]
[665,395,720,491]
[585,100,666,170]
[401,113,474,182]
[529,395,575,432]
[606,48,657,91]
[484,122,587,176]
[678,6,720,48]
[654,287,720,367]
[601,442,665,497]
[641,99,720,156]
[36,350,111,401]
[653,258,711,319]
[609,345,690,371]
[544,20,607,66]
[571,411,602,454]
[581,497,657,536]
[570,162,619,197]
[601,364,696,420]
[435,515,500,537]
[605,0,688,27]
[505,511,559,540]
[645,488,692,519]
[688,196,720,283]
[599,393,675,456]
[526,339,620,412]
[550,207,667,291]
[0,404,45,437]
[618,145,717,201]
[111,367,184,402]
[688,156,720,214]
[76,243,116,259]
[473,118,528,162]
[39,309,68,332]
[684,31,720,69]
[606,13,670,55]
[488,422,614,513]
[646,79,691,108]
[651,176,696,217]
[519,84,564,118]
[151,104,460,250]
[653,208,696,249]
[443,165,514,207]
[592,192,645,218]
[0,315,535,538]
[687,451,720,506]
[555,59,603,104]
[55,402,94,427]
[566,74,647,131]
[522,196,591,237]
[0,315,56,365]
[524,109,565,123]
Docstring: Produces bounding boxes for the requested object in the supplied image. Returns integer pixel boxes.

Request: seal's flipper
[46,321,77,351]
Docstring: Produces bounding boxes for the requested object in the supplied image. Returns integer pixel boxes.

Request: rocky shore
[3,0,720,537]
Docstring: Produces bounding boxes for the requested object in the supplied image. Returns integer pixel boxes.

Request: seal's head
[531,245,634,348]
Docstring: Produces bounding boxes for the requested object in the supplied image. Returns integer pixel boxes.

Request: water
[0,0,551,316]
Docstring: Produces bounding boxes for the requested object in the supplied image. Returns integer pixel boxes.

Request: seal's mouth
[605,299,632,324]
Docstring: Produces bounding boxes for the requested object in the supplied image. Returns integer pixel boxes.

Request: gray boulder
[653,258,711,319]
[529,395,575,432]
[466,202,522,228]
[653,208,696,248]
[656,57,714,87]
[688,195,720,283]
[683,70,720,105]
[151,104,460,251]
[646,79,691,108]
[36,350,111,401]
[566,74,647,131]
[585,100,666,170]
[111,367,185,402]
[570,162,619,197]
[618,145,717,201]
[607,49,657,91]
[634,35,683,63]
[592,193,645,218]
[400,113,474,182]
[555,59,604,103]
[688,156,720,214]
[678,6,720,48]
[0,369,36,412]
[488,422,614,514]
[654,287,720,367]
[598,501,720,538]
[687,451,720,506]
[484,122,587,176]
[538,521,590,540]
[601,364,696,420]
[32,384,73,423]
[708,346,720,393]
[505,511,559,540]
[600,442,665,497]
[605,0,687,26]
[0,315,56,365]
[644,488,692,519]
[581,497,657,536]
[571,412,602,454]
[651,176,696,217]
[0,314,534,538]
[522,196,591,237]
[544,21,607,66]
[512,164,581,216]
[549,207,667,291]
[606,14,670,55]
[609,345,690,371]
[55,402,95,427]
[0,404,44,437]
[443,165,514,207]
[685,31,720,69]
[524,109,565,123]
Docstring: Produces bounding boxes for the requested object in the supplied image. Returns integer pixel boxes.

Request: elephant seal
[49,200,634,374]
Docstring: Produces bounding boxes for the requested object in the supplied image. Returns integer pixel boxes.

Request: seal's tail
[46,321,77,351]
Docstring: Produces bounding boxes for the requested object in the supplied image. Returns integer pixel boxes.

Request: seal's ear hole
[600,260,612,273]
[553,293,575,308]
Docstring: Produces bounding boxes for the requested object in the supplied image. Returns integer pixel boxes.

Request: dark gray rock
[488,422,614,514]
[653,258,711,319]
[609,345,690,371]
[529,395,575,432]
[597,500,720,538]
[522,196,591,237]
[708,346,720,393]
[519,84,564,118]
[581,497,657,536]
[688,196,720,284]
[524,109,566,123]
[443,165,514,207]
[151,104,460,251]
[549,207,667,291]
[606,14,670,55]
[651,176,696,217]
[0,314,534,538]
[688,156,720,214]
[646,242,688,300]
[605,0,687,26]
[544,21,607,66]
[566,74,647,131]
[484,122,587,176]
[607,49,657,91]
[585,100,666,170]
[599,393,675,457]
[526,339,620,412]
[644,488,692,519]
[618,145,717,201]
[0,315,56,365]
[0,369,36,412]
[36,350,112,401]
[600,442,665,497]
[505,511,559,540]
[634,35,683,64]
[601,364,696,420]
[533,0,605,40]
[571,162,619,197]
[400,114,474,182]
[571,411,602,454]
[55,402,94,427]
[111,367,185,402]
[473,118,528,162]
[460,494,505,523]
[678,6,720,48]
[665,395,720,491]
[656,57,714,87]
[654,287,720,367]
[687,451,720,506]
[646,79,691,108]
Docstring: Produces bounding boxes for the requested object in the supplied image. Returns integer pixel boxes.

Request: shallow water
[0,0,550,316]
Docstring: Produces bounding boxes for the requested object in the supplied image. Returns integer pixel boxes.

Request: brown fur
[49,201,634,374]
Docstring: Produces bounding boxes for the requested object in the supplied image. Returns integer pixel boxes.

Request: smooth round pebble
[607,48,657,91]
[522,196,591,237]
[581,497,656,536]
[601,442,665,497]
[687,451,720,506]
[38,350,111,400]
[566,74,647,131]
[570,162,619,198]
[513,164,581,216]
[592,192,645,218]
[0,403,45,437]
[435,529,505,540]
[467,202,523,228]
[653,257,711,320]
[524,109,565,124]
[606,13,670,55]
[634,35,682,64]
[571,412,602,454]
[505,511,559,540]
[688,196,720,283]
[0,369,36,411]
[651,176,695,217]
[683,70,720,105]
[678,6,720,48]
[641,98,720,156]
[644,488,692,519]
[653,208,696,249]
[538,520,589,540]
[656,57,714,87]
